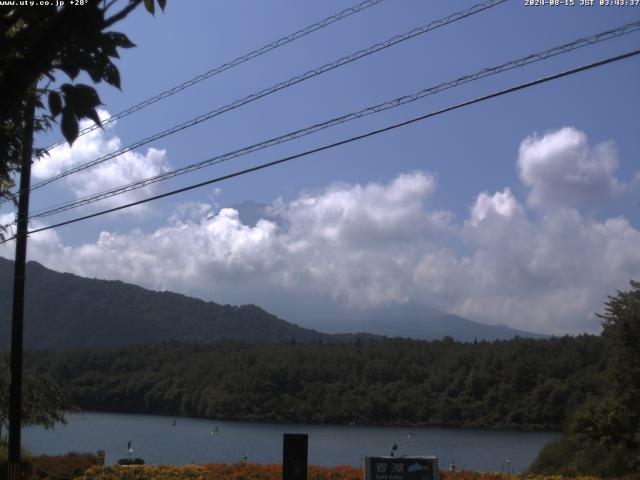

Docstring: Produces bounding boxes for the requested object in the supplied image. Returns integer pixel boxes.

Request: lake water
[23,412,558,473]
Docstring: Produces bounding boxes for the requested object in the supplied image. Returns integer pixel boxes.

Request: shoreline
[63,409,561,434]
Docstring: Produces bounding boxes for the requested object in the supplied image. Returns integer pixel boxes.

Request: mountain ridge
[0,257,332,350]
[0,257,545,350]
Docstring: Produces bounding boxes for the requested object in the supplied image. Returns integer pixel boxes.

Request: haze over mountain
[315,302,547,341]
[0,257,544,351]
[229,201,547,341]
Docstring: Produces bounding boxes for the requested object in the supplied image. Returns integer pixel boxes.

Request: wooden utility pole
[8,90,36,480]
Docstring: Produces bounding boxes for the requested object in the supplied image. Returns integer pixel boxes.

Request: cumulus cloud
[469,188,524,226]
[32,110,171,211]
[275,172,439,246]
[452,209,640,333]
[517,127,624,209]
[4,128,639,335]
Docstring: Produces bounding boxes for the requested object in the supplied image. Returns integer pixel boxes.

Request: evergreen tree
[530,280,640,476]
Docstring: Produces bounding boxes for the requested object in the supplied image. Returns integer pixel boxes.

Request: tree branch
[103,0,121,13]
[104,0,143,28]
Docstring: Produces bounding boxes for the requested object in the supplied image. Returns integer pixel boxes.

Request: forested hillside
[0,258,330,350]
[26,335,603,430]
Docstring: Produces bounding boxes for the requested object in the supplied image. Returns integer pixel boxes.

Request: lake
[23,412,558,473]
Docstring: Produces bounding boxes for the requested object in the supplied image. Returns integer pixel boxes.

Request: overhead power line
[1,48,635,244]
[25,20,640,220]
[13,0,506,201]
[42,0,387,152]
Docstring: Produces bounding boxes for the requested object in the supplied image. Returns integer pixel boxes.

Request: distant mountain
[0,257,546,351]
[327,302,548,341]
[0,258,331,351]
[250,292,547,342]
[223,201,547,341]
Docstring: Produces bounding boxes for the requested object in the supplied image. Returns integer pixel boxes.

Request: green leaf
[100,40,120,59]
[84,60,103,84]
[48,91,62,117]
[58,63,80,80]
[60,107,79,145]
[60,83,75,96]
[144,0,155,15]
[71,85,101,113]
[157,0,167,11]
[102,62,121,89]
[106,32,136,49]
[85,108,103,128]
[60,84,102,131]
[77,84,101,104]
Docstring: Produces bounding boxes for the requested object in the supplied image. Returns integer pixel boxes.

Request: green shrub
[528,437,579,476]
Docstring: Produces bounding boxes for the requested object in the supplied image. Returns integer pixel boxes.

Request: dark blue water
[23,412,557,473]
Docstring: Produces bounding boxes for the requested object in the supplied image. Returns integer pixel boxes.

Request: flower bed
[73,463,611,480]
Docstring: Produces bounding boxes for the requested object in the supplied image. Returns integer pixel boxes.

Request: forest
[23,334,604,430]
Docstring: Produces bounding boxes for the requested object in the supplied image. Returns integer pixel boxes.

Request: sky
[1,0,639,335]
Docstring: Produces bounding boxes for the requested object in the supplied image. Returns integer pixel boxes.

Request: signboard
[365,456,439,480]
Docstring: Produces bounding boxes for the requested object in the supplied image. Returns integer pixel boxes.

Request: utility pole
[8,90,36,480]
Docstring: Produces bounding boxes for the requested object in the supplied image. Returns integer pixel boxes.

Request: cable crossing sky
[41,0,387,152]
[25,20,640,222]
[1,48,635,245]
[13,0,506,203]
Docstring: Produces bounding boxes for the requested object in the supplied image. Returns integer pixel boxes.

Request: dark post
[283,433,308,480]
[8,91,36,480]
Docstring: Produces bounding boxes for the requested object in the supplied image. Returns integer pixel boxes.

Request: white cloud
[4,128,639,336]
[469,187,524,226]
[32,110,171,212]
[449,208,640,334]
[517,127,623,209]
[277,172,438,246]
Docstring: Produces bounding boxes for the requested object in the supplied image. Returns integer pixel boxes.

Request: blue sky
[2,0,639,335]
